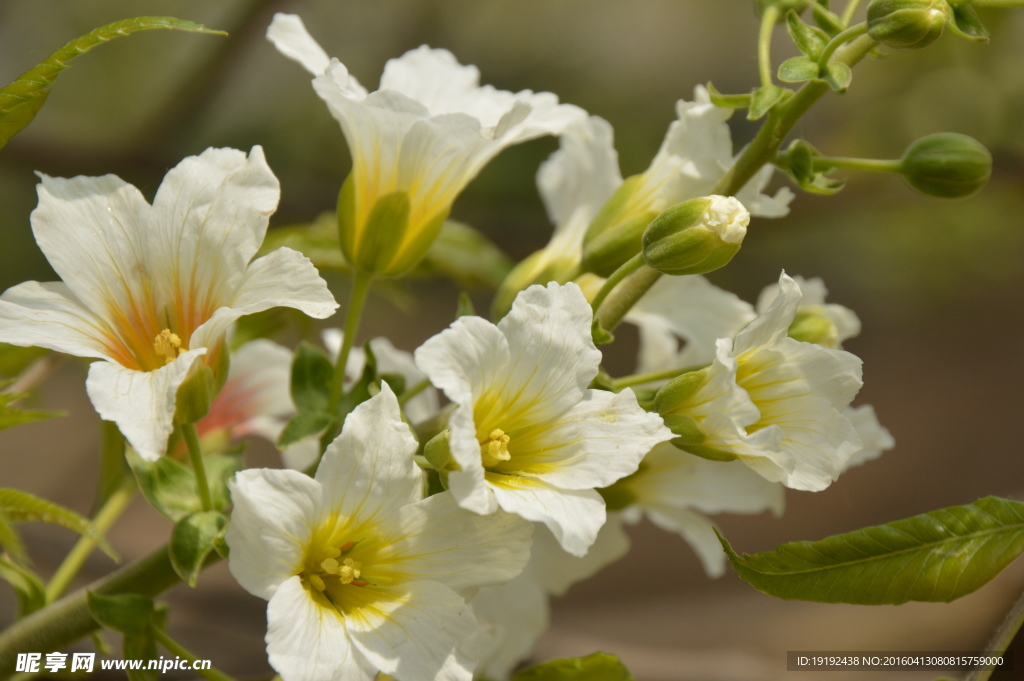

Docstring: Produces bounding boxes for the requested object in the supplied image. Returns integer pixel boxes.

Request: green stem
[398,379,432,407]
[611,364,706,391]
[180,424,212,513]
[817,22,868,69]
[811,156,902,172]
[45,480,135,603]
[591,253,646,314]
[152,627,238,681]
[758,6,781,89]
[0,546,209,679]
[328,271,373,413]
[594,265,662,332]
[963,584,1024,681]
[841,0,865,27]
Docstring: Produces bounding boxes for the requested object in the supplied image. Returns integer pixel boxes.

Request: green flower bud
[174,364,216,425]
[423,429,456,472]
[582,175,659,277]
[788,310,839,346]
[867,0,950,50]
[641,195,749,276]
[653,367,710,416]
[899,133,992,198]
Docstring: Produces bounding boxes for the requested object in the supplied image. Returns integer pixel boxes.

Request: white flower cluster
[0,12,894,681]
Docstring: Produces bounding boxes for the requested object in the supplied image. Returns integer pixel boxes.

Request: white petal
[414,315,510,409]
[512,388,671,490]
[470,575,549,681]
[280,440,322,472]
[843,404,895,469]
[85,348,206,460]
[209,339,294,436]
[380,492,532,591]
[643,505,729,577]
[226,469,321,600]
[488,478,605,557]
[734,164,795,219]
[346,581,478,681]
[496,283,601,424]
[266,576,374,681]
[0,281,119,362]
[267,13,331,75]
[530,514,631,596]
[733,272,802,355]
[190,247,337,350]
[366,337,439,422]
[315,384,422,522]
[29,172,150,327]
[445,405,496,515]
[538,116,622,230]
[148,147,280,314]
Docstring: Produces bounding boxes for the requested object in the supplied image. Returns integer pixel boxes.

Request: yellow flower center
[480,428,512,468]
[303,540,368,593]
[153,329,184,365]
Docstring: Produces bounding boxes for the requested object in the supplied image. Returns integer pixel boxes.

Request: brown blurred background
[2,1,1024,679]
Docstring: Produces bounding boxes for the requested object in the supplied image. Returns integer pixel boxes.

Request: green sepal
[86,592,154,636]
[512,652,634,681]
[718,496,1024,604]
[0,555,47,617]
[774,140,846,195]
[457,292,476,318]
[705,82,753,109]
[598,483,637,512]
[591,319,615,347]
[786,10,830,58]
[778,56,822,84]
[169,511,228,587]
[173,365,215,425]
[354,190,412,274]
[127,450,240,521]
[423,430,453,471]
[582,175,658,277]
[0,489,117,559]
[421,220,514,291]
[674,442,739,462]
[823,62,853,92]
[810,3,845,35]
[747,85,790,121]
[661,414,705,445]
[653,368,710,414]
[0,17,225,151]
[947,4,989,42]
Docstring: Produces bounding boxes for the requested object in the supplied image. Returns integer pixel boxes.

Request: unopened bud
[641,195,748,276]
[423,429,456,472]
[867,0,950,50]
[175,364,215,424]
[899,133,992,198]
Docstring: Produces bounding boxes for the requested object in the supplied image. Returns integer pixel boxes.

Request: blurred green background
[1,1,1023,679]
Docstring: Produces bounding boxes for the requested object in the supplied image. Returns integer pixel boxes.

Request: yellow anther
[339,557,362,585]
[480,428,512,467]
[324,547,342,559]
[309,574,326,591]
[321,558,340,574]
[153,329,183,365]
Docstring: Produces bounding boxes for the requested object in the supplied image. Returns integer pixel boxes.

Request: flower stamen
[480,428,511,468]
[153,329,184,365]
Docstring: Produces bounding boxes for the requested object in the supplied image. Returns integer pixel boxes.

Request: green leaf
[948,5,990,42]
[747,85,789,121]
[778,56,822,84]
[0,509,27,564]
[205,453,242,511]
[0,489,116,559]
[0,345,47,379]
[127,450,239,520]
[809,2,844,35]
[169,511,228,587]
[512,652,634,681]
[705,82,752,109]
[94,421,129,511]
[0,555,47,617]
[0,389,64,431]
[719,496,1024,605]
[417,220,514,291]
[823,62,852,93]
[785,10,829,59]
[278,410,335,449]
[775,139,845,195]
[290,343,334,415]
[87,592,154,636]
[0,17,225,151]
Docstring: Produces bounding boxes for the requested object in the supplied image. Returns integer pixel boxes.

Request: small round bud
[867,0,950,50]
[641,195,749,276]
[899,133,992,198]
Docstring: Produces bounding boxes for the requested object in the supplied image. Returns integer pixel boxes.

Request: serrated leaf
[0,390,64,431]
[0,489,116,559]
[0,17,225,151]
[705,82,752,109]
[0,509,26,564]
[0,555,46,617]
[824,62,852,93]
[418,220,513,291]
[748,85,789,121]
[169,511,227,587]
[948,5,990,42]
[512,652,634,681]
[290,343,333,414]
[87,592,154,636]
[786,10,829,59]
[778,56,822,84]
[719,496,1024,605]
[278,410,334,449]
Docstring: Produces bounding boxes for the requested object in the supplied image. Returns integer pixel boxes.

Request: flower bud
[899,133,992,198]
[582,176,660,277]
[174,364,216,425]
[867,0,950,50]
[641,195,749,276]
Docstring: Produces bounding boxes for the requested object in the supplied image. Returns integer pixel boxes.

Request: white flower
[756,275,861,348]
[414,282,672,556]
[626,274,756,378]
[226,385,533,681]
[616,443,783,577]
[844,404,895,469]
[470,517,630,680]
[0,147,337,460]
[267,13,586,276]
[663,273,864,491]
